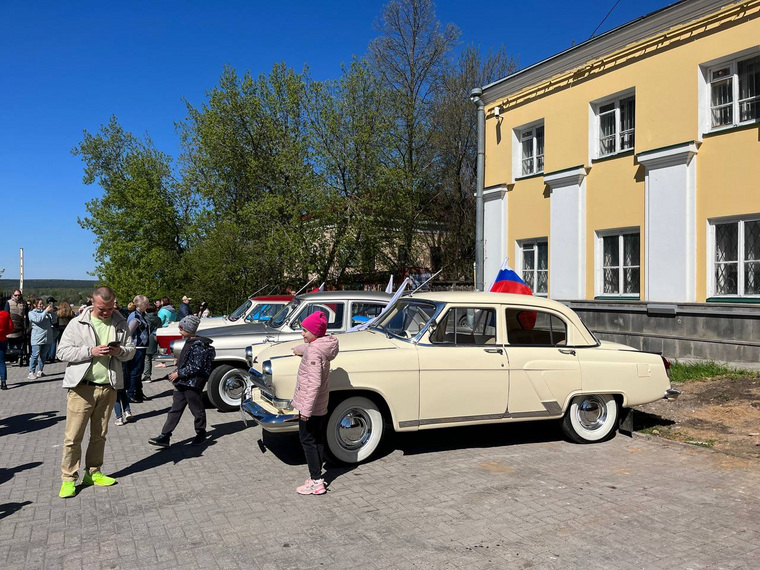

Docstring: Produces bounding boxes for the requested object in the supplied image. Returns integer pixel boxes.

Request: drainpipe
[470,87,485,291]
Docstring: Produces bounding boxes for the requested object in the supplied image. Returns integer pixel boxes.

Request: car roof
[297,290,392,302]
[250,295,293,302]
[408,290,569,311]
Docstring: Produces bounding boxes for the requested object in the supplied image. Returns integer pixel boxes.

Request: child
[291,311,339,495]
[148,315,215,448]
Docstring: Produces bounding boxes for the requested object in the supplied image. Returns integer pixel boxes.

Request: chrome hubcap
[576,396,607,430]
[222,372,246,402]
[336,408,372,451]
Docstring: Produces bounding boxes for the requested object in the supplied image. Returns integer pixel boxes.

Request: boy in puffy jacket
[148,315,215,448]
[291,311,339,495]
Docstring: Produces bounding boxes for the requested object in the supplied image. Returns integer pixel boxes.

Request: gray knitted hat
[178,315,201,335]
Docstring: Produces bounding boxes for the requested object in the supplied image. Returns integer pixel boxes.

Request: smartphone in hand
[108,341,120,348]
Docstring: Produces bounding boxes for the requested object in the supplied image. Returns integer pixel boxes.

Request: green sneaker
[59,481,76,498]
[82,471,116,487]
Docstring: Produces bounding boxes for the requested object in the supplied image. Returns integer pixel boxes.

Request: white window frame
[699,47,760,137]
[590,89,635,160]
[707,215,760,298]
[512,119,544,180]
[594,228,640,297]
[707,55,760,131]
[516,239,548,296]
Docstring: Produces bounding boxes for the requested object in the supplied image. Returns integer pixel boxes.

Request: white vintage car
[241,291,679,464]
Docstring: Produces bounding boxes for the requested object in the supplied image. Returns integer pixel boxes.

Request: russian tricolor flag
[489,260,533,295]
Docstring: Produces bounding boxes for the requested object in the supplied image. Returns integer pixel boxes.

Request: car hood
[257,329,400,361]
[196,322,273,338]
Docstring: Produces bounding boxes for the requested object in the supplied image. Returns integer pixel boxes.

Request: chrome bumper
[240,398,299,430]
[664,388,681,400]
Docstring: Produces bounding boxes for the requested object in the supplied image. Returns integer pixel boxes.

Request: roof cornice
[481,0,747,105]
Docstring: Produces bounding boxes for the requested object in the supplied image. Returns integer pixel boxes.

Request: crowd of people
[3,286,337,499]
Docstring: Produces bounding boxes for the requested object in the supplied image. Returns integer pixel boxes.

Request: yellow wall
[584,155,645,298]
[483,2,760,301]
[696,127,760,299]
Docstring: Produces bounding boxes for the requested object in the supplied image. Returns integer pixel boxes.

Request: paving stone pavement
[1,359,759,570]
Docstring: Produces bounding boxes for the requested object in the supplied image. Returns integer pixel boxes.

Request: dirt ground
[634,375,760,461]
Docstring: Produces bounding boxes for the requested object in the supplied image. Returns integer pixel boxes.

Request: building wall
[480,0,760,363]
[482,0,760,303]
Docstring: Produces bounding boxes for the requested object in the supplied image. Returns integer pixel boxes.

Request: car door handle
[558,348,576,356]
[484,348,504,354]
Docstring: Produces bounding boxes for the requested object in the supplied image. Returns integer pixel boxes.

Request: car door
[504,307,581,417]
[417,306,508,424]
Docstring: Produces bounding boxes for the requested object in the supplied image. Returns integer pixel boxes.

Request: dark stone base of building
[564,300,760,364]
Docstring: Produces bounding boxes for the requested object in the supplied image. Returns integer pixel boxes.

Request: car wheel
[206,364,248,412]
[325,396,385,464]
[561,394,619,443]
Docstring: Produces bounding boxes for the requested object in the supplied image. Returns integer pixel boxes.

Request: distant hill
[0,279,98,304]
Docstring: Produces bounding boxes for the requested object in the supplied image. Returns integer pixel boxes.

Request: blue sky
[0,0,674,281]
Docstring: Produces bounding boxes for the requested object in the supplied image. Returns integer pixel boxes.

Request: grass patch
[669,361,760,383]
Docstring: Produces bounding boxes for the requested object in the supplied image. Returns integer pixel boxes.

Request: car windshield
[227,299,252,322]
[245,302,283,323]
[268,299,302,329]
[373,299,438,339]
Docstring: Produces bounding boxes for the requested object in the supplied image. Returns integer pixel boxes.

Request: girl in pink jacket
[291,311,339,495]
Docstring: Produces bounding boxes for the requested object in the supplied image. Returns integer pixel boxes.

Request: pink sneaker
[296,478,326,495]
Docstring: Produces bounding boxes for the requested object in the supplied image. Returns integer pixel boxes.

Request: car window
[228,299,252,322]
[506,308,567,346]
[270,299,301,329]
[245,302,282,323]
[350,302,385,325]
[431,307,497,345]
[292,302,345,330]
[375,299,437,339]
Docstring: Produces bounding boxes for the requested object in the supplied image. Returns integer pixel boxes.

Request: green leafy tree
[73,117,194,302]
[306,58,394,284]
[428,46,518,280]
[369,0,460,274]
[178,64,324,307]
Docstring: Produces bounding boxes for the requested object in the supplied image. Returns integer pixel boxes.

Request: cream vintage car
[241,291,680,464]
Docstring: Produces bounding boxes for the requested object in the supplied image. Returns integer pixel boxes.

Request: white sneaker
[115,417,126,426]
[124,410,134,423]
[27,372,36,380]
[35,371,44,378]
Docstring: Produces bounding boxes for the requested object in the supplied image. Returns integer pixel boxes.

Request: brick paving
[1,359,759,569]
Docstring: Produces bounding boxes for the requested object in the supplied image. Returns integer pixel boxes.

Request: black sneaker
[190,433,207,446]
[148,434,170,448]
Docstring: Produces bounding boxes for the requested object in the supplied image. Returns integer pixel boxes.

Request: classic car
[156,295,292,352]
[170,290,391,412]
[241,291,680,464]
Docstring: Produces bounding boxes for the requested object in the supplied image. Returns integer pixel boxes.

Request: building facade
[479,0,760,362]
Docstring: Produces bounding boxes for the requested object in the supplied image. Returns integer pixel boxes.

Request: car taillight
[661,356,671,377]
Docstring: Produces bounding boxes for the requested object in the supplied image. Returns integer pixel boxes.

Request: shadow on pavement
[109,419,246,478]
[9,376,64,388]
[0,411,65,437]
[391,419,563,457]
[632,410,676,430]
[0,461,43,486]
[0,501,33,521]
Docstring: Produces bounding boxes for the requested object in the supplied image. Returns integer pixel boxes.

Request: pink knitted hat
[301,311,327,338]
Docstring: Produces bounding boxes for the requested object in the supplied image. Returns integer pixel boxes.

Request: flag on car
[385,275,394,294]
[490,259,533,295]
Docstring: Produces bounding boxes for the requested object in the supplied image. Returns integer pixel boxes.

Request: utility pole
[19,248,24,293]
[470,87,485,291]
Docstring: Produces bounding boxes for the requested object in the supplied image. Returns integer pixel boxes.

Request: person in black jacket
[148,315,215,448]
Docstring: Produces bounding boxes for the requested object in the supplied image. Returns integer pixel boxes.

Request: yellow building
[479,0,760,361]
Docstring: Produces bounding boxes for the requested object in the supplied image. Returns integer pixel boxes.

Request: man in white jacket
[56,286,135,499]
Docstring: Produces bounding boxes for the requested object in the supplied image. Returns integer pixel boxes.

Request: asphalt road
[1,360,758,569]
